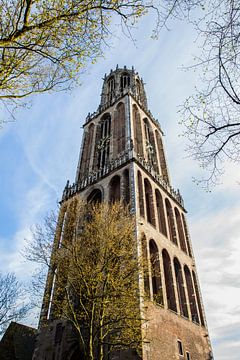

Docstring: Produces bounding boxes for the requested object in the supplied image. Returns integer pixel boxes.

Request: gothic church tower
[35,66,212,360]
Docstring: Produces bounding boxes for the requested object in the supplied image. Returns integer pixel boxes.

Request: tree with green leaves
[26,201,146,360]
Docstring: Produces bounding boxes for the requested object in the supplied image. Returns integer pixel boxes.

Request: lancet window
[144,118,159,173]
[120,72,130,91]
[113,102,125,157]
[144,178,155,226]
[95,114,111,170]
[155,189,167,236]
[175,208,187,253]
[79,123,94,179]
[137,171,145,217]
[109,175,121,202]
[165,199,177,245]
[149,240,163,305]
[155,130,169,183]
[162,249,177,312]
[192,271,205,326]
[184,265,199,324]
[123,169,130,205]
[174,258,189,318]
[107,76,115,102]
[133,105,144,157]
[182,214,192,257]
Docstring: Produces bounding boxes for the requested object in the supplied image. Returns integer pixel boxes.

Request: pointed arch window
[182,214,192,257]
[162,249,177,312]
[79,123,95,179]
[95,113,111,170]
[144,118,159,173]
[155,189,167,236]
[155,130,169,183]
[184,265,199,324]
[192,271,205,326]
[87,189,103,204]
[137,171,145,218]
[165,199,177,245]
[107,76,115,102]
[113,102,125,157]
[120,72,130,91]
[174,258,189,318]
[109,175,121,202]
[149,240,163,305]
[133,105,143,157]
[144,178,155,226]
[175,208,187,253]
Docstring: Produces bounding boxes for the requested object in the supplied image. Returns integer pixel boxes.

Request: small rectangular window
[186,352,191,360]
[177,340,183,356]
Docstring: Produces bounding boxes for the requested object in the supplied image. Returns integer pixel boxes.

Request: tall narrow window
[113,102,125,157]
[79,123,95,179]
[184,265,199,324]
[177,340,184,356]
[133,105,143,157]
[155,130,169,183]
[174,258,189,318]
[175,208,187,253]
[144,178,156,226]
[123,169,130,205]
[192,271,205,326]
[182,214,192,257]
[95,114,111,170]
[162,250,177,312]
[107,76,115,102]
[165,199,177,245]
[109,175,121,202]
[149,240,163,305]
[155,189,167,236]
[138,171,145,218]
[144,118,159,173]
[141,234,150,296]
[47,269,57,320]
[120,73,130,90]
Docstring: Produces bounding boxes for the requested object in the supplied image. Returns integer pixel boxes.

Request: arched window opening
[192,271,205,326]
[149,240,163,305]
[155,130,169,183]
[144,118,159,173]
[95,114,111,170]
[138,171,145,218]
[109,175,121,202]
[155,189,167,236]
[113,102,125,157]
[174,258,189,318]
[141,234,150,296]
[107,76,115,102]
[165,199,177,245]
[175,208,187,253]
[87,189,103,204]
[79,123,94,179]
[133,105,143,157]
[144,178,155,226]
[182,214,192,257]
[135,79,141,99]
[120,72,130,90]
[184,266,199,324]
[123,169,130,205]
[162,250,177,312]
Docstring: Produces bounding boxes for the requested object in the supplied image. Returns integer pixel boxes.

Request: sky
[0,9,240,360]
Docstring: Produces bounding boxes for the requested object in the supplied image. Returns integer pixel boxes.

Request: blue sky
[0,11,240,359]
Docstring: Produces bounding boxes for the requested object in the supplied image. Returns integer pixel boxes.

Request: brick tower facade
[34,66,213,360]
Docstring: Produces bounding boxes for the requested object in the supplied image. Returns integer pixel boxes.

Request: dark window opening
[54,323,63,344]
[177,340,183,356]
[186,352,191,360]
[155,189,167,236]
[97,114,111,169]
[138,171,145,217]
[109,175,121,202]
[174,258,189,318]
[162,249,177,312]
[149,240,163,305]
[144,178,155,226]
[120,73,130,90]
